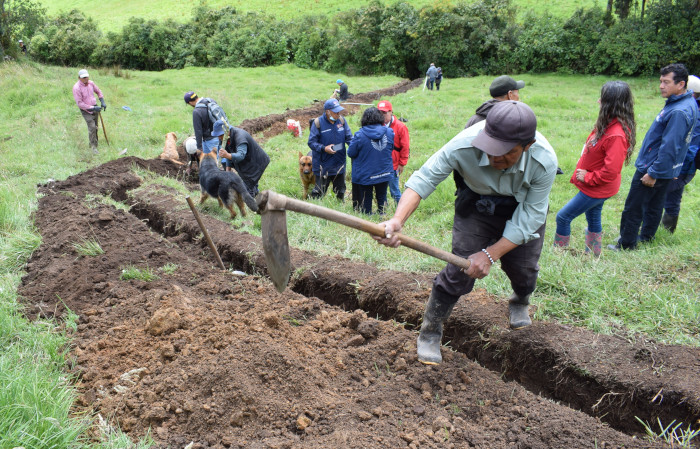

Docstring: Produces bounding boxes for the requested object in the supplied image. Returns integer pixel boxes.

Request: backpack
[195,98,229,127]
[309,115,345,130]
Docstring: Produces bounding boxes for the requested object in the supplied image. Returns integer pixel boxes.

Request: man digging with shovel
[374,101,558,365]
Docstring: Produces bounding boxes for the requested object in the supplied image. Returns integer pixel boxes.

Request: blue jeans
[555,191,608,235]
[388,170,402,203]
[202,137,220,154]
[663,171,696,217]
[618,169,672,249]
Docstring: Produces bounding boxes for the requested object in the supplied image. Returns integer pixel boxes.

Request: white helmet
[184,136,197,155]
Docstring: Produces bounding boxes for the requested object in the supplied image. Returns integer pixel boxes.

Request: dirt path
[17,81,699,448]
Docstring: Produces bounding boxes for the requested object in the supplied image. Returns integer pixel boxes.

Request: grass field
[1,60,698,446]
[37,0,602,33]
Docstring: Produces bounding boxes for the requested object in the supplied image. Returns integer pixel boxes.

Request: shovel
[257,190,471,292]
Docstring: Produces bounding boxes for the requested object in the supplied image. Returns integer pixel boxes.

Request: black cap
[489,76,525,98]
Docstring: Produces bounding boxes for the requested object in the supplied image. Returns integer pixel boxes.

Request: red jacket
[571,118,629,199]
[388,117,410,170]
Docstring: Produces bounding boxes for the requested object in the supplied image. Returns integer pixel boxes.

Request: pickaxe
[256,190,471,292]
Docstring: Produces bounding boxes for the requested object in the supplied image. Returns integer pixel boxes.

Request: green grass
[120,265,160,281]
[0,61,698,446]
[72,237,105,256]
[37,0,601,33]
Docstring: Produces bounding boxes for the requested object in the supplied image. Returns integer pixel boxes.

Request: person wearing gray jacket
[426,63,438,90]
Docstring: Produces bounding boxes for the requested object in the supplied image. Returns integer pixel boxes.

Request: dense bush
[18,0,700,78]
[30,10,101,66]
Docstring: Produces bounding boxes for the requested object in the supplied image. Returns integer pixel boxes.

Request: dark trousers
[433,199,546,304]
[426,79,435,90]
[662,172,695,217]
[618,169,672,249]
[352,182,388,215]
[80,109,99,149]
[310,172,346,200]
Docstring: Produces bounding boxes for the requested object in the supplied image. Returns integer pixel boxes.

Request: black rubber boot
[508,293,531,330]
[661,213,678,234]
[417,289,456,365]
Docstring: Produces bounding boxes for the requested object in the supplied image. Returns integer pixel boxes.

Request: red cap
[377,101,392,112]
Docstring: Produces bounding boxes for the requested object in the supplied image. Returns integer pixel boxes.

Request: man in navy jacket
[611,63,698,250]
[307,99,353,200]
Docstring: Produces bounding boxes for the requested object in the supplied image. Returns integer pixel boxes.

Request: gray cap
[471,101,536,156]
[78,69,89,78]
[489,75,525,97]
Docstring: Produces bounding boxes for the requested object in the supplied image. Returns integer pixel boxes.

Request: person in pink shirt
[72,69,106,154]
[554,81,636,256]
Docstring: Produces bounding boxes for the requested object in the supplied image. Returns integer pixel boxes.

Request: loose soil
[18,81,699,448]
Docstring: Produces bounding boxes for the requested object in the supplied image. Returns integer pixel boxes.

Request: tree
[0,0,46,57]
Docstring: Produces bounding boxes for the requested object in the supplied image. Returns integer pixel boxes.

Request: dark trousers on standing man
[618,169,672,249]
[80,109,99,150]
[433,188,546,305]
[311,171,346,200]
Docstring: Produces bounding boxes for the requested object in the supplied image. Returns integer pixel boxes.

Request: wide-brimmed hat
[471,101,536,157]
[211,119,229,137]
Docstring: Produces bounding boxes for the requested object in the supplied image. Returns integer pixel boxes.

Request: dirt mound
[16,80,698,448]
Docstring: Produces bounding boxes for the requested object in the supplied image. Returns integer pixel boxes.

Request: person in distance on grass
[660,74,700,233]
[347,107,395,215]
[374,101,557,365]
[307,99,353,200]
[426,63,438,90]
[377,100,410,204]
[184,91,220,157]
[19,39,27,54]
[212,119,270,198]
[553,81,636,256]
[333,79,350,101]
[435,67,443,91]
[609,63,698,251]
[72,69,107,154]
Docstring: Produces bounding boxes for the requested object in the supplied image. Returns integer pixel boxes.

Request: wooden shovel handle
[276,194,471,271]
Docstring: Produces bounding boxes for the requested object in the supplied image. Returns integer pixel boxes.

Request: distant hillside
[39,0,601,33]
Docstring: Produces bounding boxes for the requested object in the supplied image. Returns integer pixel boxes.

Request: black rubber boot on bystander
[417,289,457,365]
[508,293,532,330]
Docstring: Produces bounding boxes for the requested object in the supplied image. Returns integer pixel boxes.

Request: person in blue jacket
[347,107,395,215]
[661,74,700,233]
[610,63,698,251]
[307,99,353,200]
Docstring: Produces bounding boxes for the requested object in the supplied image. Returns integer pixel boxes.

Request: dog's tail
[228,175,258,212]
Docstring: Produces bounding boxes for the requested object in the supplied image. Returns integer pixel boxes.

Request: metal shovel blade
[261,208,291,292]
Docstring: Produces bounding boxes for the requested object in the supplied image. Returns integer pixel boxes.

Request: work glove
[100,98,106,111]
[91,106,102,113]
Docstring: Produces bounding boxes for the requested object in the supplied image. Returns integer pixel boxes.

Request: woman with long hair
[554,81,636,256]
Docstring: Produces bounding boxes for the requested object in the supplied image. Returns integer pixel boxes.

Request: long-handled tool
[256,190,471,292]
[185,196,226,270]
[98,112,110,146]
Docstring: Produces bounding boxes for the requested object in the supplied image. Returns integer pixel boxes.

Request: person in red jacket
[554,81,636,256]
[377,100,410,204]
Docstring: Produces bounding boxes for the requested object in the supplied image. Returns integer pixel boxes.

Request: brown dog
[298,151,315,199]
[159,132,183,164]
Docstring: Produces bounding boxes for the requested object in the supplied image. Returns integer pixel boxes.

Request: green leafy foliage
[30,9,101,65]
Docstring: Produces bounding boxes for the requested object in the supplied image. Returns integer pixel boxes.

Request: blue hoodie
[635,90,697,179]
[347,124,395,185]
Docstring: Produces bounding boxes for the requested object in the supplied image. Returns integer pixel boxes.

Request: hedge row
[26,0,700,77]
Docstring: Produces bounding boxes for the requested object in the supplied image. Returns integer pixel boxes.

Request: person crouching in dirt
[212,119,270,198]
[307,99,353,200]
[333,79,350,101]
[374,101,558,365]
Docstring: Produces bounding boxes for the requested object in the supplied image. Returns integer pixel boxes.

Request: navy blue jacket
[347,124,395,185]
[636,90,697,179]
[307,114,353,176]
